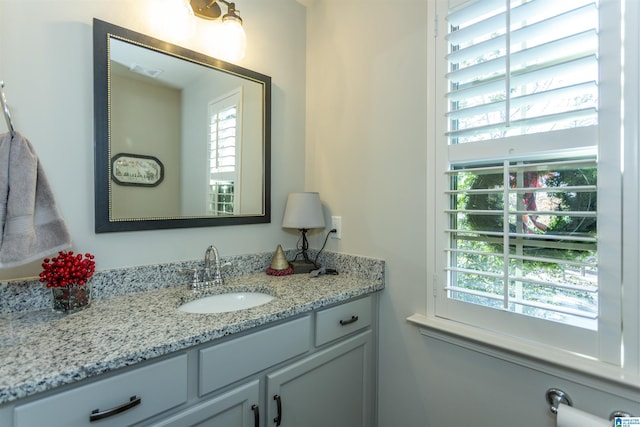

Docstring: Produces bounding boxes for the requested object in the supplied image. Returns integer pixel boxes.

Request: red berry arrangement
[39,251,96,288]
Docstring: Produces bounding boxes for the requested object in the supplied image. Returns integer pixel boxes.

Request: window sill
[407,313,640,398]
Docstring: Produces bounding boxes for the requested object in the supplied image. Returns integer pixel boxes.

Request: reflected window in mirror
[208,89,241,215]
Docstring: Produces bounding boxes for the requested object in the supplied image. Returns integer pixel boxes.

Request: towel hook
[0,81,16,137]
[545,388,573,414]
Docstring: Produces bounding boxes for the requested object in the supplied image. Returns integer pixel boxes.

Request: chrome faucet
[203,245,225,286]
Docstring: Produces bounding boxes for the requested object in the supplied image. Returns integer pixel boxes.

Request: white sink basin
[178,292,274,314]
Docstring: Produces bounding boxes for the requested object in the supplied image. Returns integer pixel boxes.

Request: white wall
[305,1,640,426]
[0,0,306,279]
[110,74,181,218]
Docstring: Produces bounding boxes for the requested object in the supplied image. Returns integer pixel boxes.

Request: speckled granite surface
[0,250,382,314]
[0,252,384,405]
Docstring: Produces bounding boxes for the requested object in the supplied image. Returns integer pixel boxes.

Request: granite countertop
[0,271,383,405]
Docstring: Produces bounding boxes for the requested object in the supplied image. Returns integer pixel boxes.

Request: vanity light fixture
[189,0,241,21]
[282,192,326,274]
[189,0,247,60]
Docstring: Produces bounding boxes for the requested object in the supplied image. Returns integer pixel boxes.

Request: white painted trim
[621,0,640,376]
[407,313,640,401]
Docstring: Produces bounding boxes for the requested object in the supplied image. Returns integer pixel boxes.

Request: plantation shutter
[440,0,608,341]
[208,94,240,215]
[209,105,238,176]
[431,0,621,364]
[446,159,598,329]
[446,0,598,144]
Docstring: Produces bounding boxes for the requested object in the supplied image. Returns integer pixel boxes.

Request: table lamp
[282,192,325,274]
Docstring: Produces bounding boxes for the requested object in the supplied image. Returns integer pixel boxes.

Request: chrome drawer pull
[339,315,359,326]
[90,395,141,422]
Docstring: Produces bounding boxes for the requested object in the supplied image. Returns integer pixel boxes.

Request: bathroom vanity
[0,264,383,427]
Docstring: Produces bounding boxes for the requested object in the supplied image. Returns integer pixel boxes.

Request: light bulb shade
[282,192,325,230]
[219,19,246,61]
[150,0,196,41]
[222,2,243,25]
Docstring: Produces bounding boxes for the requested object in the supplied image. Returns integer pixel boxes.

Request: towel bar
[546,388,572,414]
[610,410,634,420]
[545,388,634,420]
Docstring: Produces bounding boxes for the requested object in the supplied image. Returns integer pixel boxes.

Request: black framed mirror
[93,19,271,232]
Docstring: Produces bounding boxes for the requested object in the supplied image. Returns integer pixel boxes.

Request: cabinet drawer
[315,296,372,346]
[15,354,188,427]
[199,315,311,396]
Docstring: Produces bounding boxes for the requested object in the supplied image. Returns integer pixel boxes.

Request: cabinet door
[266,331,373,427]
[147,380,260,427]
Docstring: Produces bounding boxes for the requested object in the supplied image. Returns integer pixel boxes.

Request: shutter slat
[510,30,597,74]
[449,209,596,217]
[447,185,597,194]
[447,0,504,29]
[447,81,597,121]
[446,248,597,269]
[446,286,599,320]
[447,108,597,140]
[445,270,597,294]
[446,158,597,174]
[447,229,597,243]
[447,3,596,66]
[447,55,596,102]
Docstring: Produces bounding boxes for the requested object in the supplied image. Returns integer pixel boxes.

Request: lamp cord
[313,228,337,265]
[291,228,336,267]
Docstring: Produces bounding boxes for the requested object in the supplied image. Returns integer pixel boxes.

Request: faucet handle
[180,268,200,290]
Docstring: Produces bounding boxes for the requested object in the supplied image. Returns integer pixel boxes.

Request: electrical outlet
[331,216,342,239]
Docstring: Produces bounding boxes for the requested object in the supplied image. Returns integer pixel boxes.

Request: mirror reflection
[93,19,271,232]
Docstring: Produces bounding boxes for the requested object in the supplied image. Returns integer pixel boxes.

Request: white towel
[0,132,71,268]
[556,403,609,427]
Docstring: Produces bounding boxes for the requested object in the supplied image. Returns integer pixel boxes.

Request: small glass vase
[51,282,92,314]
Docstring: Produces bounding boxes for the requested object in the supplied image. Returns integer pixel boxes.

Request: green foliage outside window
[450,163,598,325]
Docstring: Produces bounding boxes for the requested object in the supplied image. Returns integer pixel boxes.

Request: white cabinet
[266,331,374,427]
[7,294,378,427]
[183,295,376,427]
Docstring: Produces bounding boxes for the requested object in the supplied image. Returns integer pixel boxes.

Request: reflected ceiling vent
[129,63,164,78]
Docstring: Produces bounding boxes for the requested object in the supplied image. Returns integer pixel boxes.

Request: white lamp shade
[282,192,325,230]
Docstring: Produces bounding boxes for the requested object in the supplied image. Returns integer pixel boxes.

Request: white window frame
[410,0,640,385]
[206,88,243,215]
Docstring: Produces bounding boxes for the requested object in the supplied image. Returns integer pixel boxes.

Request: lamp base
[290,260,319,274]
